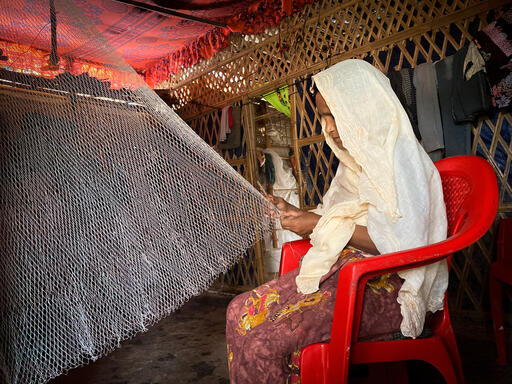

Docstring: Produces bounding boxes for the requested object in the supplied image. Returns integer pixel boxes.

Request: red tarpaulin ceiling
[0,0,312,88]
[0,0,252,68]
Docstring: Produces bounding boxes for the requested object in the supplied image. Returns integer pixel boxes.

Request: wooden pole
[267,184,279,249]
[243,97,266,285]
[289,80,305,209]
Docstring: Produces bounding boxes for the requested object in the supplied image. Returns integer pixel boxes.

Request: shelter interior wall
[175,0,512,316]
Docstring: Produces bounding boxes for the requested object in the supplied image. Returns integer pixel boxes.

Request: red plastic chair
[279,155,498,384]
[490,218,512,365]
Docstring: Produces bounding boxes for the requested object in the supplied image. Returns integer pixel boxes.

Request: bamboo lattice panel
[255,109,293,148]
[187,105,264,291]
[170,0,508,121]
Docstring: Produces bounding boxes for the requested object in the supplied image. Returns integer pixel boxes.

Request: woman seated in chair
[226,59,448,384]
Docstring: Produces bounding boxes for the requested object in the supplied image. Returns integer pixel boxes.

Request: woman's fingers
[273,196,285,205]
[279,215,293,231]
[280,210,320,237]
[264,204,280,219]
[273,197,291,212]
[280,211,303,234]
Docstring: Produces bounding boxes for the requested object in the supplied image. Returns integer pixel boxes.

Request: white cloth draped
[296,59,448,338]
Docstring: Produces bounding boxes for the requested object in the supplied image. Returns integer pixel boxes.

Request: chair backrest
[435,156,498,243]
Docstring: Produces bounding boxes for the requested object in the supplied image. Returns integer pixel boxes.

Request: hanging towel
[218,105,242,150]
[413,62,444,156]
[219,105,232,142]
[436,53,472,157]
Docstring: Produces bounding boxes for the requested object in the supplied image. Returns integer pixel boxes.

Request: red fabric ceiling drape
[0,0,314,89]
[0,40,141,89]
[144,0,314,88]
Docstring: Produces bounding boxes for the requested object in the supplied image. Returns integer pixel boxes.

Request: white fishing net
[0,1,274,383]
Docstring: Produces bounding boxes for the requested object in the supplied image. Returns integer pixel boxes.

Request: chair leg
[440,326,465,383]
[490,275,507,365]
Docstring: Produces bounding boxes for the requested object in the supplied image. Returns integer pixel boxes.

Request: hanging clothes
[474,7,512,109]
[435,44,492,156]
[218,105,242,150]
[262,149,301,275]
[436,52,472,157]
[264,153,276,185]
[219,105,232,142]
[263,150,299,217]
[451,44,491,123]
[263,86,291,117]
[387,68,422,141]
[413,62,445,160]
[256,151,276,189]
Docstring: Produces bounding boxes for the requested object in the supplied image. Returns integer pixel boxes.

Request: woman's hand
[268,196,320,236]
[268,196,299,215]
[280,210,321,236]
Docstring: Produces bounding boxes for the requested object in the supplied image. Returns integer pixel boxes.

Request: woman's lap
[226,249,403,383]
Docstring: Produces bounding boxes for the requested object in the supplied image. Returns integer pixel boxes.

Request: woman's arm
[350,225,379,255]
[272,196,379,255]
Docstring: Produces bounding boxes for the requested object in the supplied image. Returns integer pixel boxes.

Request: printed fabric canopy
[0,0,313,88]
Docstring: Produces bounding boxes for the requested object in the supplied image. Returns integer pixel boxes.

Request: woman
[226,59,448,383]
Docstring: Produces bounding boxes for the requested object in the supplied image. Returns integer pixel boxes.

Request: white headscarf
[296,59,448,338]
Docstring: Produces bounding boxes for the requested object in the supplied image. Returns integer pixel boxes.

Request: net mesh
[0,1,274,383]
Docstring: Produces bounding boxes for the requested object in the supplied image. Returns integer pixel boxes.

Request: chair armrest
[278,239,312,276]
[279,231,464,278]
[278,229,467,277]
[342,229,477,278]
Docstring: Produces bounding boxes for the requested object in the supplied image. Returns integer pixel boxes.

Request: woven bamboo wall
[175,0,511,315]
[169,0,509,121]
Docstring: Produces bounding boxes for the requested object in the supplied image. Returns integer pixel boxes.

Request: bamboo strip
[243,97,266,285]
[297,134,325,146]
[290,81,305,210]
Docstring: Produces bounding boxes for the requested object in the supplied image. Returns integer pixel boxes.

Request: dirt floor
[50,294,512,384]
